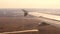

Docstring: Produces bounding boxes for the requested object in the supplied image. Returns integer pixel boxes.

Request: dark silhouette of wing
[22,9,28,16]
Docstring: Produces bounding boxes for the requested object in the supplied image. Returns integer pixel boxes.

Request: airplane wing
[28,12,60,28]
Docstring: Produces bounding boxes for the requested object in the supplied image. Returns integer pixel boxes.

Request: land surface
[0,9,60,34]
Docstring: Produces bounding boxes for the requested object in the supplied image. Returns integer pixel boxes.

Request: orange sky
[0,0,60,9]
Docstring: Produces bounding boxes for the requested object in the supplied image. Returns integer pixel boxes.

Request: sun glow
[0,0,60,9]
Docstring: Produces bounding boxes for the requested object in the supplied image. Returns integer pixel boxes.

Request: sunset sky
[0,0,60,9]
